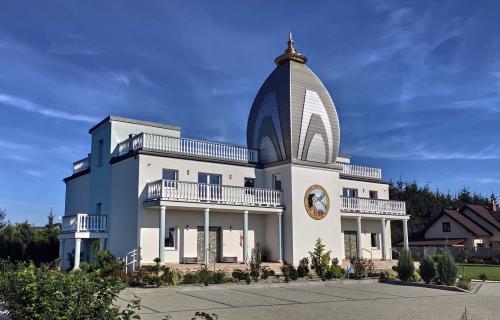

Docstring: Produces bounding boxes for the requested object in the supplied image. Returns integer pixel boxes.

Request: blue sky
[0,1,499,225]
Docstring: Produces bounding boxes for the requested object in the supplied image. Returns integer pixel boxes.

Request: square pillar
[380,218,387,260]
[278,211,283,263]
[58,239,65,269]
[204,208,210,265]
[243,210,249,263]
[356,216,363,259]
[73,238,81,271]
[159,206,166,263]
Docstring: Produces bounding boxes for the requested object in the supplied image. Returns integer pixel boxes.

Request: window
[371,233,378,248]
[343,188,358,198]
[97,139,104,166]
[96,203,102,215]
[164,227,176,248]
[369,191,378,199]
[198,173,221,185]
[244,178,255,188]
[442,222,451,232]
[273,174,282,190]
[162,169,178,181]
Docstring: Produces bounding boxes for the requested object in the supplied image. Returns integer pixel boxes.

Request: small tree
[419,256,437,284]
[309,238,331,279]
[249,247,262,281]
[397,249,415,281]
[0,208,7,229]
[437,252,458,286]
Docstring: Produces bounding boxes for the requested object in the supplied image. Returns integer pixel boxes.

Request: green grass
[457,264,500,281]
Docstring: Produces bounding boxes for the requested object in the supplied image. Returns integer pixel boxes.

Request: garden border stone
[379,279,475,293]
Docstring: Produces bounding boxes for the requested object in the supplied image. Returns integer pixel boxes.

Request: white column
[73,238,81,270]
[381,218,387,260]
[159,206,166,263]
[58,239,65,269]
[356,216,363,259]
[403,219,409,251]
[204,208,210,265]
[243,210,249,263]
[278,211,283,263]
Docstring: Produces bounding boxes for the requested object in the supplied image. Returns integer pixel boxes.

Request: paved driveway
[118,281,500,320]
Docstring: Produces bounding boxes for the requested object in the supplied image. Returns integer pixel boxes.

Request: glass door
[198,173,221,201]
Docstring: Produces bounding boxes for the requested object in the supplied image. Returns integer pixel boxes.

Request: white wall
[340,218,392,260]
[64,174,90,215]
[339,178,389,199]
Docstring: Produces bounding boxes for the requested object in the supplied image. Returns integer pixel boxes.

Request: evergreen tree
[0,208,6,229]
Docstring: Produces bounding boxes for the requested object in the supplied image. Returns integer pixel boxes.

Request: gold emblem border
[304,184,330,220]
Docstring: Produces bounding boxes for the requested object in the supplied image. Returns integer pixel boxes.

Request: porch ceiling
[143,199,283,214]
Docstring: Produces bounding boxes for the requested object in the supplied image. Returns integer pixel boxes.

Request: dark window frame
[164,227,176,248]
[442,222,451,232]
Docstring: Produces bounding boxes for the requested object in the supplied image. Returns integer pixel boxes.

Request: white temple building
[59,35,409,269]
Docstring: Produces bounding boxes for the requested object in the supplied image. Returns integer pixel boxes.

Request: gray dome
[247,35,340,165]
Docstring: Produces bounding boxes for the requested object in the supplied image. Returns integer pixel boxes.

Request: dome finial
[274,32,308,65]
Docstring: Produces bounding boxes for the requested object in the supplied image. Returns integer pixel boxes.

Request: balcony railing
[340,196,406,215]
[61,214,107,233]
[73,156,90,174]
[118,133,259,163]
[336,162,382,180]
[146,179,282,207]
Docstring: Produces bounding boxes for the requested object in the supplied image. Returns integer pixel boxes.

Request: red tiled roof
[464,205,500,230]
[406,239,465,247]
[443,209,491,237]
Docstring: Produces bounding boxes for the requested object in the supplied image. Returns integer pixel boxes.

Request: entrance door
[344,231,358,259]
[197,227,221,263]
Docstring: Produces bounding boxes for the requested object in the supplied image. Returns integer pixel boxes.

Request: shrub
[0,261,140,320]
[457,275,471,290]
[232,269,246,280]
[92,250,125,276]
[281,265,297,282]
[212,270,226,284]
[479,273,487,281]
[182,271,199,284]
[325,264,343,280]
[419,256,437,284]
[309,238,331,279]
[379,270,397,280]
[396,250,415,282]
[410,271,421,282]
[261,266,275,279]
[198,268,212,286]
[297,257,309,278]
[249,247,263,281]
[350,258,374,279]
[437,253,458,286]
[170,269,182,286]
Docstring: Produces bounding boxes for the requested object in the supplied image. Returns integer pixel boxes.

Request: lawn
[457,264,500,281]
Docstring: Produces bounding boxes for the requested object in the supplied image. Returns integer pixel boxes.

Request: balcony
[340,196,406,216]
[118,133,259,163]
[336,162,382,180]
[61,214,107,233]
[73,156,90,174]
[146,179,282,207]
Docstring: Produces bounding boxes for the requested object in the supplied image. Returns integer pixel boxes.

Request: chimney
[491,199,497,212]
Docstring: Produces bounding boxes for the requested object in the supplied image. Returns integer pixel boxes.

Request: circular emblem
[304,184,330,220]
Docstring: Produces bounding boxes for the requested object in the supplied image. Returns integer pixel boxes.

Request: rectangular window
[369,191,378,199]
[244,177,255,188]
[96,203,102,215]
[97,139,104,166]
[162,169,178,181]
[343,188,358,198]
[273,174,282,190]
[371,233,378,248]
[198,173,221,185]
[164,227,176,248]
[442,222,451,232]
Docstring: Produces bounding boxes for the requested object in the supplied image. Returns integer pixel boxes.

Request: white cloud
[23,169,44,178]
[0,93,99,123]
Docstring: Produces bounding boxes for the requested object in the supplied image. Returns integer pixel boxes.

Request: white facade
[59,39,409,269]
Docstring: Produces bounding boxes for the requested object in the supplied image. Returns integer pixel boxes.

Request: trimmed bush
[396,249,415,281]
[437,253,458,286]
[379,270,397,280]
[325,264,344,279]
[297,257,309,278]
[281,265,297,282]
[260,266,275,279]
[309,238,331,279]
[457,275,471,290]
[479,273,487,281]
[410,271,421,282]
[419,256,437,284]
[249,247,262,281]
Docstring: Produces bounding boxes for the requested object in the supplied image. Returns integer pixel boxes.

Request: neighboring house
[58,35,409,269]
[413,202,500,249]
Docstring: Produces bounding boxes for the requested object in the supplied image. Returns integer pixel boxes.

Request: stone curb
[379,279,469,293]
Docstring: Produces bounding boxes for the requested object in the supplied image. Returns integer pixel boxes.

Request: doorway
[198,173,222,200]
[344,231,358,259]
[197,226,221,263]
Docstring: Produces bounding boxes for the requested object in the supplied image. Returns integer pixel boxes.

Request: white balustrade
[147,179,282,207]
[336,162,382,179]
[72,157,90,173]
[62,214,107,233]
[340,196,406,215]
[118,133,259,162]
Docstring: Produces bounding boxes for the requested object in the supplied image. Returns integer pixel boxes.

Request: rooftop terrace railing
[340,196,406,215]
[72,156,90,174]
[61,214,107,233]
[336,162,382,180]
[117,133,259,163]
